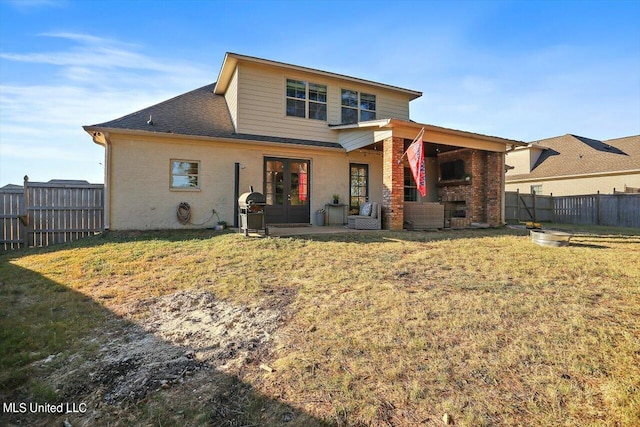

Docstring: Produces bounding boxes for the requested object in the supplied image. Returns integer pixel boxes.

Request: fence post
[550,193,555,223]
[596,191,601,225]
[532,189,537,222]
[516,189,520,222]
[20,176,29,227]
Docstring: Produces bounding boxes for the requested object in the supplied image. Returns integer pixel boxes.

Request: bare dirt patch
[11,290,282,426]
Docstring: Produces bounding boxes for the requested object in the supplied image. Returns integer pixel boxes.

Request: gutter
[81,126,346,153]
[85,127,111,230]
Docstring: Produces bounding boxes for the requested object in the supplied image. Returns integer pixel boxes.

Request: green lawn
[1,225,639,426]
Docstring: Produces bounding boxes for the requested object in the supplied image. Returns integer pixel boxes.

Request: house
[84,52,524,231]
[506,134,640,196]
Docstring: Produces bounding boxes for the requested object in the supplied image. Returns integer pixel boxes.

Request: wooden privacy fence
[1,179,104,250]
[506,190,640,228]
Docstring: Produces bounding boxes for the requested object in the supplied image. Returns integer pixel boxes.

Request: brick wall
[485,151,504,225]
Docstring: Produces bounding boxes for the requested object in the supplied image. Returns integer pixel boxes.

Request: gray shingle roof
[87,83,343,149]
[507,134,640,180]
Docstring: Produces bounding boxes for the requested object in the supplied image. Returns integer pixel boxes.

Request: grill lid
[238,186,266,207]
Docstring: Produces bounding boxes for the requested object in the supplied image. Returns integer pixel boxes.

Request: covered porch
[332,119,525,230]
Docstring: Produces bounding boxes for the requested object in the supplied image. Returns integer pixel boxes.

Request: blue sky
[1,0,639,186]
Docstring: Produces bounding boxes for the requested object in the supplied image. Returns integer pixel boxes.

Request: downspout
[90,131,111,230]
[502,143,518,225]
[234,162,240,228]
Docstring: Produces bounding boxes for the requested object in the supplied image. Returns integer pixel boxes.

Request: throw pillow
[360,202,372,216]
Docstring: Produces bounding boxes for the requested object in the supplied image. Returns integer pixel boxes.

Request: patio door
[349,163,369,211]
[264,157,310,224]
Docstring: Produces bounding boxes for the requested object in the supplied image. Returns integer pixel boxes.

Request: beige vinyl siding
[377,91,410,121]
[224,67,239,131]
[505,146,546,175]
[237,63,335,142]
[505,148,533,175]
[235,62,413,143]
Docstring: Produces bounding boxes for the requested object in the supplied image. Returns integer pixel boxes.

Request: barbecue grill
[238,186,268,236]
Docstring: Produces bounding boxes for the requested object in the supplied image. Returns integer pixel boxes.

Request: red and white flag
[406,129,426,197]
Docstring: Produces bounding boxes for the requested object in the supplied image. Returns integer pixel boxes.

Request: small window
[171,160,200,189]
[286,79,327,120]
[531,184,542,195]
[341,89,376,124]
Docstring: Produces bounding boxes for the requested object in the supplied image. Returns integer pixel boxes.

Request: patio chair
[347,202,382,230]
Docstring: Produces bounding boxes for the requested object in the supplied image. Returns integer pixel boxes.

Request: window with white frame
[171,160,200,189]
[341,89,376,124]
[286,79,327,120]
[531,184,542,195]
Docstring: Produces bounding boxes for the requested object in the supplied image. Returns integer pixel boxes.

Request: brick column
[485,151,504,226]
[470,150,486,223]
[383,136,405,230]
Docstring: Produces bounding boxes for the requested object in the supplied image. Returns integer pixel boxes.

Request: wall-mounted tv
[440,159,466,180]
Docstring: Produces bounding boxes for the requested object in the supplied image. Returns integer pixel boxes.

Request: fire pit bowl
[530,229,573,247]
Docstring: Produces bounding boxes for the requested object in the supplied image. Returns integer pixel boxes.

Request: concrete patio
[250,225,386,237]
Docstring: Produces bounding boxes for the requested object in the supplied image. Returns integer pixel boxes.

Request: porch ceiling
[334,118,526,153]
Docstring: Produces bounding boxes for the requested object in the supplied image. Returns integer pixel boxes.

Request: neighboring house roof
[0,183,23,192]
[507,134,640,181]
[84,83,343,149]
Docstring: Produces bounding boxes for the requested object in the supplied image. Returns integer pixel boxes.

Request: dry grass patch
[1,227,639,426]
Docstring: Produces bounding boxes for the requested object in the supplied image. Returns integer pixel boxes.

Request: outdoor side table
[324,203,347,225]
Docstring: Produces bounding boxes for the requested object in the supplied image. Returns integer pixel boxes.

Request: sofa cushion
[360,202,372,216]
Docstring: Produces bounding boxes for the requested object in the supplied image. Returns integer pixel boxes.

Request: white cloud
[4,0,65,10]
[0,33,206,78]
[0,32,215,186]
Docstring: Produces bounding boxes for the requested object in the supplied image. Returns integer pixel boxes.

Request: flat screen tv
[440,159,465,180]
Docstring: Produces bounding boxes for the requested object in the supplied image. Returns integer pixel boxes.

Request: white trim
[170,159,201,190]
[284,77,328,121]
[329,118,391,130]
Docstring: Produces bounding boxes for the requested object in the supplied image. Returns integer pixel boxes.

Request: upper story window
[286,79,327,121]
[171,160,200,189]
[341,89,376,124]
